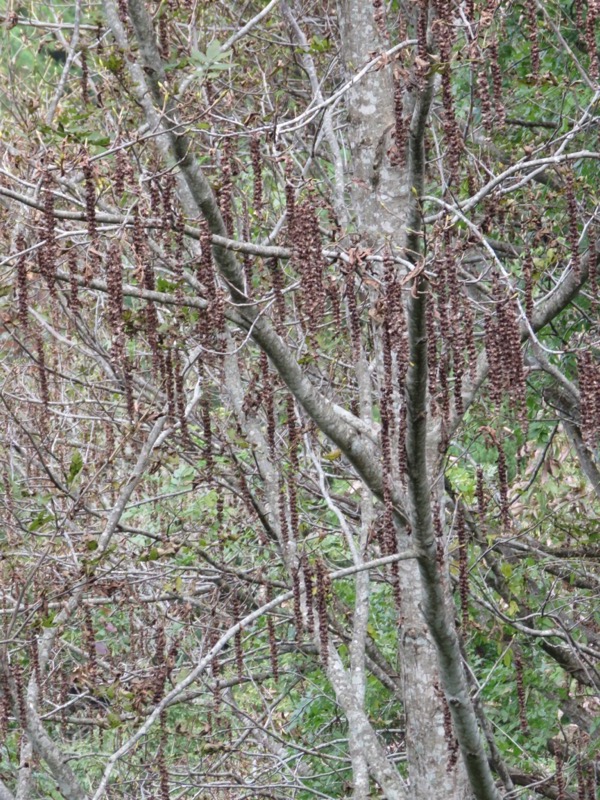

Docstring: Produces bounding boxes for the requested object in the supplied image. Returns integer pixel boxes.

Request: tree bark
[336,2,476,797]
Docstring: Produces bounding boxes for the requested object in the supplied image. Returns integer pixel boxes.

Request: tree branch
[404,71,502,800]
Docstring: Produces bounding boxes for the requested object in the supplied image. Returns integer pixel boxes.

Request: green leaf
[156,277,178,293]
[309,36,331,54]
[29,511,53,532]
[189,40,232,78]
[103,54,124,74]
[68,451,83,484]
[86,134,111,148]
[107,712,122,729]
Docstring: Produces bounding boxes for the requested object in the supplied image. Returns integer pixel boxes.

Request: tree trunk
[337,2,471,796]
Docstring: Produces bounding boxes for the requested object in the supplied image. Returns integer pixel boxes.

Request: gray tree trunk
[336,2,471,797]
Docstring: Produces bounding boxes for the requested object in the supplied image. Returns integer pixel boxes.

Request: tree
[0,0,598,799]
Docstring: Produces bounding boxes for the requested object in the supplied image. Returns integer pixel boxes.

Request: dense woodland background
[0,0,598,798]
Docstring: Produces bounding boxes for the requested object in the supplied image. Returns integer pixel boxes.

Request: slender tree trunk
[336,2,472,797]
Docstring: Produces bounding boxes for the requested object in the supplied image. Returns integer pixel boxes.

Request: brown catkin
[285,158,296,240]
[566,170,581,281]
[436,246,451,352]
[485,273,526,412]
[315,560,329,667]
[261,352,276,457]
[303,560,315,635]
[208,610,220,683]
[286,396,300,540]
[16,235,29,330]
[114,145,132,199]
[80,47,89,104]
[526,0,540,77]
[497,440,510,530]
[488,39,505,125]
[586,0,600,79]
[574,0,583,30]
[472,43,493,131]
[268,258,287,336]
[67,247,80,316]
[372,0,388,40]
[436,682,459,771]
[589,229,598,307]
[433,502,446,577]
[398,404,407,484]
[278,476,290,546]
[36,335,50,417]
[174,351,189,444]
[292,195,325,336]
[556,751,566,800]
[514,649,528,733]
[0,675,10,741]
[232,593,244,679]
[586,762,597,800]
[461,296,478,381]
[83,605,97,679]
[476,467,487,520]
[265,585,279,682]
[40,174,57,294]
[415,0,429,85]
[438,354,450,440]
[158,7,169,60]
[106,241,124,356]
[146,175,165,220]
[197,220,216,346]
[82,155,99,263]
[219,138,234,237]
[328,275,342,332]
[456,505,469,629]
[122,355,135,420]
[436,25,462,180]
[387,260,409,382]
[345,271,362,361]
[292,569,304,641]
[251,135,262,216]
[426,288,438,411]
[380,261,396,559]
[453,326,465,418]
[523,250,534,320]
[164,347,176,422]
[577,350,600,445]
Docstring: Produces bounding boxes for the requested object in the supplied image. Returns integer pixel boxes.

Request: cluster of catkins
[428,230,477,436]
[432,9,462,180]
[39,172,57,294]
[435,680,459,772]
[265,585,279,681]
[513,649,529,734]
[288,191,326,337]
[456,505,469,629]
[577,350,600,446]
[485,273,526,412]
